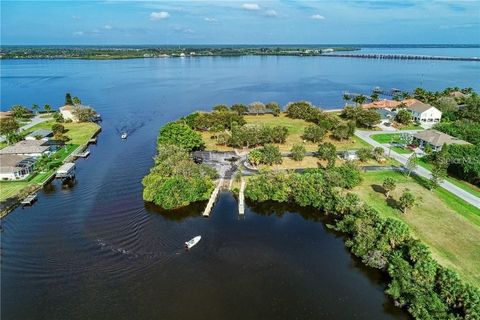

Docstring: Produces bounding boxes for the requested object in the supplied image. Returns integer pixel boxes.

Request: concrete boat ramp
[193,151,246,217]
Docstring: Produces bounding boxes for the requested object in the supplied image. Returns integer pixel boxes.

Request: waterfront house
[0,140,54,157]
[59,105,78,122]
[25,129,53,141]
[413,130,470,152]
[403,101,442,126]
[0,154,36,180]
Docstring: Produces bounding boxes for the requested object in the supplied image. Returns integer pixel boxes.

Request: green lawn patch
[352,170,480,286]
[371,133,403,144]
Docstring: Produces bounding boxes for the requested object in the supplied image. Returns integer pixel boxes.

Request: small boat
[185,235,201,250]
[121,132,128,139]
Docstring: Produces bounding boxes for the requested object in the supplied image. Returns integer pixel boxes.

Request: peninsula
[143,88,480,319]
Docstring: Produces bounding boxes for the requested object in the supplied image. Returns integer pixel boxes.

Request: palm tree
[44,104,52,113]
[343,93,351,102]
[32,104,39,114]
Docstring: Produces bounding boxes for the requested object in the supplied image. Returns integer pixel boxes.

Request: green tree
[342,93,351,102]
[53,111,64,123]
[382,177,396,198]
[72,96,82,105]
[157,122,205,151]
[285,101,315,120]
[51,124,66,135]
[44,104,52,113]
[258,144,282,166]
[357,109,381,128]
[399,189,418,214]
[230,103,248,115]
[213,104,229,112]
[0,118,19,140]
[65,93,73,105]
[395,109,412,124]
[249,101,266,115]
[405,153,418,177]
[372,147,384,161]
[266,102,281,116]
[332,121,355,141]
[340,105,361,120]
[317,142,337,168]
[290,144,306,161]
[248,149,263,167]
[352,94,367,106]
[356,147,372,162]
[72,106,96,122]
[10,105,30,119]
[302,124,326,143]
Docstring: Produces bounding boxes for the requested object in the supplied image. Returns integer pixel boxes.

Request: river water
[1,52,479,319]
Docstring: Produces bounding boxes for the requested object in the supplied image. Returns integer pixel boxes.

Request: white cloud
[150,11,170,20]
[311,14,325,20]
[73,31,84,36]
[204,17,217,22]
[265,9,277,17]
[242,3,260,11]
[104,25,112,30]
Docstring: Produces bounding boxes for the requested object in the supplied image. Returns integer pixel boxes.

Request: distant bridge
[320,53,480,62]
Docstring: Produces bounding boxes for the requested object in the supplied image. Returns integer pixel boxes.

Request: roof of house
[0,140,50,155]
[403,100,437,113]
[59,105,75,111]
[449,91,466,98]
[0,154,36,173]
[26,129,53,138]
[376,108,396,119]
[362,99,402,109]
[413,130,470,147]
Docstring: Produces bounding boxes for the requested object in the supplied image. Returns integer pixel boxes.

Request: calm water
[1,54,480,319]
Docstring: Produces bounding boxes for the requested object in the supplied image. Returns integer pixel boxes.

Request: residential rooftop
[413,130,470,148]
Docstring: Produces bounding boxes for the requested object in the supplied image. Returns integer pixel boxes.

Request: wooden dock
[76,149,90,158]
[238,178,245,215]
[202,178,223,217]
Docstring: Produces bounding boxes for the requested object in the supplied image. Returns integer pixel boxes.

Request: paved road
[0,114,53,142]
[355,130,480,209]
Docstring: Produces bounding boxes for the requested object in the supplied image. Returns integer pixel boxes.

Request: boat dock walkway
[238,178,246,215]
[203,178,223,217]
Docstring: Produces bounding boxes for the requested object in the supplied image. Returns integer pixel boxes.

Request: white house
[59,105,78,122]
[0,154,36,180]
[404,101,442,127]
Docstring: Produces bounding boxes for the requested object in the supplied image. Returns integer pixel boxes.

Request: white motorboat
[185,235,201,250]
[121,132,128,139]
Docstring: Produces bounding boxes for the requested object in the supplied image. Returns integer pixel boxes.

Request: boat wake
[115,118,145,137]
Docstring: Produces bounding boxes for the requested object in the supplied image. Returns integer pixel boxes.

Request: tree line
[244,168,480,319]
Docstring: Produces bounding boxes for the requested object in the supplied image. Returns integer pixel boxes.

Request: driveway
[0,114,53,142]
[355,130,480,209]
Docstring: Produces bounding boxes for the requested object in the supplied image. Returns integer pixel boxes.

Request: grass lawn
[371,133,403,144]
[417,157,480,198]
[371,133,413,154]
[0,181,30,202]
[396,123,422,130]
[24,120,99,145]
[201,113,370,152]
[391,146,413,154]
[352,170,480,286]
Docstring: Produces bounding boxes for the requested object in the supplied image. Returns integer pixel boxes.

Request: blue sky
[1,1,479,45]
